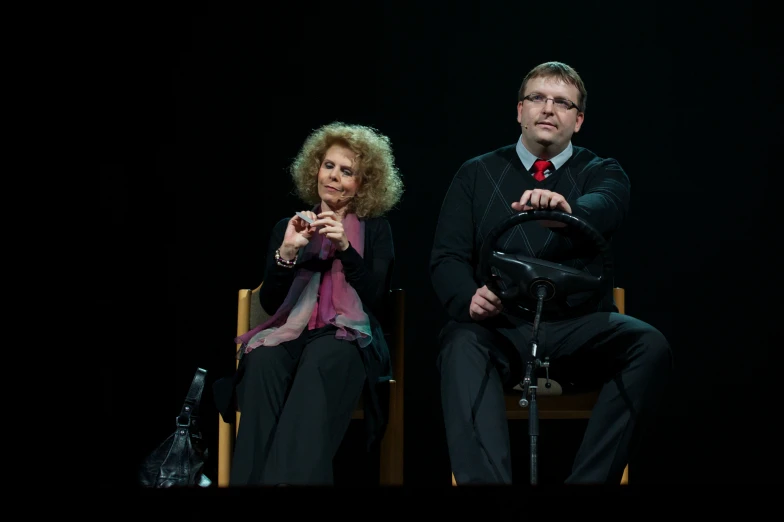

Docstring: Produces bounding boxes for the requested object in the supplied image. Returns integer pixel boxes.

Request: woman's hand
[311,211,350,251]
[280,210,318,259]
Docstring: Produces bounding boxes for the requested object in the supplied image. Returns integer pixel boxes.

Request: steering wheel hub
[478,210,613,317]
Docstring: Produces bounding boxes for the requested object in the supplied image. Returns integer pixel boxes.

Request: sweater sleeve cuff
[335,242,363,266]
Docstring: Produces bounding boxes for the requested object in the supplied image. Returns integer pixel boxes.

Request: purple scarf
[236,212,372,354]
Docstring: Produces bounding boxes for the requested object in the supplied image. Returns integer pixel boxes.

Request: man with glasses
[430,61,672,484]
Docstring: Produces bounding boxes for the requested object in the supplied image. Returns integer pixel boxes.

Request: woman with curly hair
[224,122,404,486]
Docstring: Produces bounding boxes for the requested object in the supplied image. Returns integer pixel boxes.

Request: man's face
[517,76,584,153]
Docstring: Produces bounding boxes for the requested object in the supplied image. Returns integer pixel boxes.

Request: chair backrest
[385,288,405,386]
[234,284,261,368]
[247,284,267,332]
[613,287,625,315]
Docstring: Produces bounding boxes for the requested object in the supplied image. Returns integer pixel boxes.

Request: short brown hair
[289,122,404,218]
[518,61,587,112]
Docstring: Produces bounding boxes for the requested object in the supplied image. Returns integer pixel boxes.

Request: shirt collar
[515,136,573,171]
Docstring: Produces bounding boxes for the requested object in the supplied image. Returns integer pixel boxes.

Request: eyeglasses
[522,94,581,112]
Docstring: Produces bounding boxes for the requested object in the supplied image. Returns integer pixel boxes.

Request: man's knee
[639,325,673,373]
[437,322,492,368]
[436,321,517,387]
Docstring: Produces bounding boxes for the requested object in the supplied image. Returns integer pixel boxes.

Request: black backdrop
[100,2,775,490]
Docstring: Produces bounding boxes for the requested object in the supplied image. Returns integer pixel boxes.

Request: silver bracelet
[275,248,296,268]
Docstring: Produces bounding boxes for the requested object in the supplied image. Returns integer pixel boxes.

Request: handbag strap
[176,367,207,428]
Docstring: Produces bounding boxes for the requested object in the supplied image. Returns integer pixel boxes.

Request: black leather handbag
[138,367,212,487]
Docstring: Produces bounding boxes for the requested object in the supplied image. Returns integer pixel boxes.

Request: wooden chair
[217,283,405,486]
[452,287,630,485]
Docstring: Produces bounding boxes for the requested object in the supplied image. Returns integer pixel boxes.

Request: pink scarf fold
[236,211,372,354]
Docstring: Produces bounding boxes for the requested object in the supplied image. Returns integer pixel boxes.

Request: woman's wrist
[279,244,298,260]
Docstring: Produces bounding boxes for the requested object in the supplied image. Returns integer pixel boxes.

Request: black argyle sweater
[430,143,630,322]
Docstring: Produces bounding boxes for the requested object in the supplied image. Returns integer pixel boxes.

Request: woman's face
[316,144,361,212]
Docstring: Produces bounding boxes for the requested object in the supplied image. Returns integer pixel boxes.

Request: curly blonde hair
[289,122,404,218]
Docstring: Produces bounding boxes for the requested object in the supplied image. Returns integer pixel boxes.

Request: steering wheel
[478,210,613,317]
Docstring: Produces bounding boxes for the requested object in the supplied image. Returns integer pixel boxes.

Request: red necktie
[532,159,553,181]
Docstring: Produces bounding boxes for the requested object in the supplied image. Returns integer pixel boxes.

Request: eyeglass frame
[521,93,582,112]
